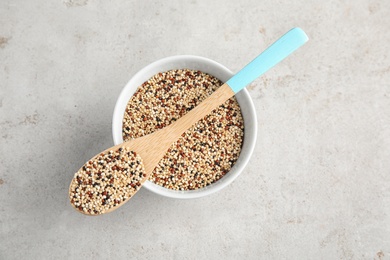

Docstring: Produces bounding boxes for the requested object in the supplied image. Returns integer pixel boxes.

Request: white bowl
[112,55,257,199]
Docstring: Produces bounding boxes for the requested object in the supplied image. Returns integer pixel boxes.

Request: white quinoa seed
[122,69,244,191]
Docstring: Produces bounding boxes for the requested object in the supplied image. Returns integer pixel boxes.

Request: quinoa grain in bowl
[122,69,244,191]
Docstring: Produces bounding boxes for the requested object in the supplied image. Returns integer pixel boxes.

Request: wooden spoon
[69,28,309,215]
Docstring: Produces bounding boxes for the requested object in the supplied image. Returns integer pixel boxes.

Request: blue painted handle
[226,27,309,93]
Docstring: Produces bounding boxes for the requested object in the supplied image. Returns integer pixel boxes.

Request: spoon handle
[152,28,308,154]
[227,27,309,93]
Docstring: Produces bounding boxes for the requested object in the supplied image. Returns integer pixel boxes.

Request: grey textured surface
[1,0,390,259]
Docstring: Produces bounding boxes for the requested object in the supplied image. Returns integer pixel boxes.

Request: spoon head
[69,146,146,215]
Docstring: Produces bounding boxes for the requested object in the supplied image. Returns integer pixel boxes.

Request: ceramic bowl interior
[112,55,257,199]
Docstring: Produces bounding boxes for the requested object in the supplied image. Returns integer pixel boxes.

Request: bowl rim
[112,55,257,199]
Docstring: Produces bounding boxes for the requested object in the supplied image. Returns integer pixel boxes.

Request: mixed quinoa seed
[69,147,145,215]
[69,69,244,214]
[123,69,244,190]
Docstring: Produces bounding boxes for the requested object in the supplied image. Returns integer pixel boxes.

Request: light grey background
[1,0,389,259]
